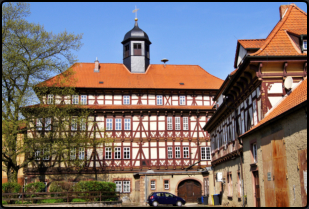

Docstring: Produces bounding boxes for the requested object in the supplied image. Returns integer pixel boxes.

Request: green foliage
[24,182,46,193]
[71,198,87,202]
[2,182,21,193]
[38,199,64,203]
[14,200,32,204]
[72,181,117,201]
[2,201,8,204]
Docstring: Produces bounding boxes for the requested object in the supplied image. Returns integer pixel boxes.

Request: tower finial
[132,5,139,21]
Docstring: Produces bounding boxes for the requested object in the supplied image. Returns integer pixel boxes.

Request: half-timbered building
[23,18,224,204]
[203,3,307,207]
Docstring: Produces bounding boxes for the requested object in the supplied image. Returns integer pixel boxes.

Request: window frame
[106,118,113,130]
[115,181,122,193]
[156,95,163,105]
[252,143,257,163]
[123,95,130,105]
[36,118,43,131]
[175,117,181,130]
[70,147,76,160]
[105,147,112,159]
[71,118,78,131]
[183,117,188,130]
[179,95,186,105]
[123,181,130,193]
[72,95,79,105]
[45,118,51,131]
[79,147,85,160]
[124,147,130,159]
[80,118,86,131]
[164,179,169,190]
[115,118,122,130]
[47,94,54,104]
[124,118,131,130]
[183,147,189,158]
[303,39,307,50]
[150,180,156,190]
[80,95,87,105]
[168,147,173,159]
[167,117,173,130]
[175,147,181,158]
[114,147,121,159]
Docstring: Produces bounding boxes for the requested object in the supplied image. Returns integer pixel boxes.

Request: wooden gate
[261,130,289,207]
[178,180,201,202]
[253,171,260,207]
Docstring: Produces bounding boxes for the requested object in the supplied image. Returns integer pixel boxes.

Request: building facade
[23,18,223,204]
[204,3,307,207]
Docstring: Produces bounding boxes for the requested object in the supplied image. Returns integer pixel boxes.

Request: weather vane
[132,5,139,20]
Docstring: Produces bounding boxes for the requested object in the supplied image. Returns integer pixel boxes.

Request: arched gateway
[177,179,202,203]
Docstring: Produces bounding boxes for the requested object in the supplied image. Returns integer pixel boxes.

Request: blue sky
[25,2,307,80]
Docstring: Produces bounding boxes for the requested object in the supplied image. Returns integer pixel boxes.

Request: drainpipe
[145,174,147,205]
[238,144,245,207]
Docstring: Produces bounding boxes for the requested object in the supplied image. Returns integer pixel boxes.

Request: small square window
[164,180,169,190]
[123,95,130,105]
[157,95,163,105]
[179,96,186,105]
[303,40,307,50]
[72,95,79,105]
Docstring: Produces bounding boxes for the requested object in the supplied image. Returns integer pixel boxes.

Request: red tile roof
[241,77,307,137]
[250,4,307,57]
[38,64,223,90]
[238,39,265,49]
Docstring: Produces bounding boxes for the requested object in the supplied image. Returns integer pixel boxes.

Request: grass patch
[71,198,87,202]
[39,199,64,203]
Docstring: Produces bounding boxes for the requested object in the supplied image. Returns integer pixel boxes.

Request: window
[47,94,54,104]
[115,147,121,159]
[241,110,245,135]
[252,143,257,163]
[146,45,149,58]
[115,181,122,193]
[303,40,307,50]
[81,95,87,105]
[227,172,233,196]
[70,147,76,160]
[115,181,130,193]
[237,171,242,198]
[106,119,113,130]
[115,119,122,130]
[79,147,85,160]
[183,147,189,158]
[124,118,131,130]
[179,96,186,105]
[164,180,169,190]
[167,117,173,130]
[168,147,173,158]
[71,118,77,131]
[123,95,130,105]
[253,100,258,126]
[42,147,50,160]
[157,95,163,105]
[35,150,40,160]
[124,45,130,58]
[133,43,141,55]
[175,117,180,130]
[36,118,43,131]
[72,95,79,105]
[201,147,211,160]
[123,181,130,193]
[183,117,188,130]
[124,147,130,159]
[151,180,156,190]
[105,147,112,159]
[45,118,51,131]
[80,118,86,131]
[175,147,180,158]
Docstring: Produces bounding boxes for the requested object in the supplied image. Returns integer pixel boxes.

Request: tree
[2,2,85,183]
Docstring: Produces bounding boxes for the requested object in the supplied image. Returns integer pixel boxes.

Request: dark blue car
[147,192,186,207]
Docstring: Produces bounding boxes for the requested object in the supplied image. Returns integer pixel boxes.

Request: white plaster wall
[268,83,283,94]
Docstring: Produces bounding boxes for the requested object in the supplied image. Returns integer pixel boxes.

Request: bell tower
[122,17,151,73]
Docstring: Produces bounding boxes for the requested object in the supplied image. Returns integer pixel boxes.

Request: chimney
[279,5,289,20]
[94,57,100,72]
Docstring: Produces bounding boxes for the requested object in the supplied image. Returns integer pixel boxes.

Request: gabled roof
[240,77,307,137]
[250,4,307,57]
[38,63,223,90]
[238,39,266,49]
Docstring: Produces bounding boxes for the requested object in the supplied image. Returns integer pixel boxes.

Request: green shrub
[2,200,8,204]
[72,181,116,201]
[2,182,22,193]
[49,181,73,198]
[38,199,64,203]
[14,200,32,204]
[24,182,46,193]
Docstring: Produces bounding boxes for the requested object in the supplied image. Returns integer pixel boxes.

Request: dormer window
[133,43,141,55]
[303,40,307,50]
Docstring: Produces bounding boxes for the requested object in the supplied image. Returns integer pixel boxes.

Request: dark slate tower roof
[122,20,151,44]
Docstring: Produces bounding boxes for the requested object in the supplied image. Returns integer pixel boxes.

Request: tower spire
[132,5,139,21]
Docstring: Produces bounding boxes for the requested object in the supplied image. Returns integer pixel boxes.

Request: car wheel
[176,201,183,207]
[152,201,159,207]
